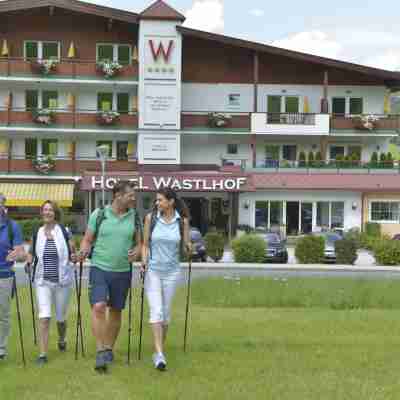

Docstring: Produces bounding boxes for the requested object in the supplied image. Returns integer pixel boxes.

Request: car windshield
[191,229,202,241]
[265,233,280,243]
[325,233,341,242]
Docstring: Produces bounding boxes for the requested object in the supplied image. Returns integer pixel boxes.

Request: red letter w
[149,40,174,62]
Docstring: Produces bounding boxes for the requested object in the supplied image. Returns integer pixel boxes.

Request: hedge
[204,232,225,262]
[231,234,266,263]
[335,239,358,265]
[295,235,325,264]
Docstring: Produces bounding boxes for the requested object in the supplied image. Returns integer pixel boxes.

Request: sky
[86,1,400,71]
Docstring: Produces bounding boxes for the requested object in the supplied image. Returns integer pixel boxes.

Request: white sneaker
[152,352,167,371]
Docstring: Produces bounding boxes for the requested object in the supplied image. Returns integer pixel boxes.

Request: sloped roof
[140,0,185,22]
[0,0,138,23]
[177,26,400,82]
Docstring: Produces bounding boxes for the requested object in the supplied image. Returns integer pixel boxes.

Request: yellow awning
[0,183,74,207]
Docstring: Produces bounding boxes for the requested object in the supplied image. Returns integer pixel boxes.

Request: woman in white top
[26,200,77,365]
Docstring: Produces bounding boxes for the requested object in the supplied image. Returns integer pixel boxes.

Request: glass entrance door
[301,202,313,234]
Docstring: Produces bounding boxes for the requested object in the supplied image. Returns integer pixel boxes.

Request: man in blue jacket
[0,193,25,360]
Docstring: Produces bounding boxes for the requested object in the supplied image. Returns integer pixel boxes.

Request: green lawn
[2,277,400,400]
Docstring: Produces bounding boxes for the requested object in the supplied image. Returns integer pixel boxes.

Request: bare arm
[183,218,192,253]
[141,214,151,268]
[68,239,78,263]
[79,229,95,261]
[7,244,26,263]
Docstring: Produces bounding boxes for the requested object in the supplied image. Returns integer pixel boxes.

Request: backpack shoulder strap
[149,211,158,238]
[59,224,72,260]
[7,219,14,247]
[94,207,106,240]
[133,209,143,241]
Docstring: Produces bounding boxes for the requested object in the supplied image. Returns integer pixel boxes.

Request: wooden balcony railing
[331,114,400,131]
[0,57,138,80]
[181,112,251,130]
[0,107,138,129]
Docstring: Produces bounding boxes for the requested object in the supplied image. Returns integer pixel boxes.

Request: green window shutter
[285,97,299,113]
[350,98,363,115]
[96,141,113,157]
[26,90,39,110]
[332,98,346,115]
[42,139,49,155]
[97,93,113,111]
[42,91,58,109]
[25,41,38,59]
[267,96,281,113]
[97,44,113,62]
[42,139,58,156]
[43,42,59,59]
[118,45,130,65]
[25,138,38,159]
[117,93,129,113]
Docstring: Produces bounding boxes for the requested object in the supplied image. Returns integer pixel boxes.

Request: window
[97,93,113,111]
[350,98,363,115]
[117,141,128,161]
[371,202,400,222]
[117,93,129,114]
[255,201,268,230]
[24,41,60,60]
[227,144,238,155]
[285,97,299,113]
[331,202,344,229]
[282,145,297,161]
[42,91,58,109]
[97,44,131,65]
[96,141,112,157]
[317,202,330,228]
[332,98,346,115]
[270,201,283,226]
[330,146,345,160]
[25,138,37,159]
[228,94,240,108]
[42,139,58,156]
[26,90,38,110]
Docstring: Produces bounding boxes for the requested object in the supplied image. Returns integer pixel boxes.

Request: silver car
[312,232,342,262]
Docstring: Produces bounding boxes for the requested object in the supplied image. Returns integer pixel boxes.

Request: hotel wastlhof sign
[81,174,249,192]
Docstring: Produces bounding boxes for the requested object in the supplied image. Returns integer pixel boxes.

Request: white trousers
[35,281,73,321]
[144,269,182,324]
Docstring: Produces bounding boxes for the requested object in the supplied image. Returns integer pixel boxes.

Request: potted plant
[208,112,232,128]
[96,59,123,78]
[352,115,379,131]
[32,109,55,125]
[31,59,58,75]
[97,110,120,125]
[32,155,55,174]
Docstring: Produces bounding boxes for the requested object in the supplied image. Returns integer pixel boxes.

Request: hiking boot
[104,349,114,365]
[94,351,107,373]
[58,341,67,352]
[152,352,166,371]
[36,355,48,366]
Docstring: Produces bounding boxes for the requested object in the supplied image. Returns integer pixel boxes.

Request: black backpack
[90,206,143,258]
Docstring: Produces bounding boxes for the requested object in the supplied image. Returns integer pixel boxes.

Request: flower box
[30,59,58,75]
[208,112,232,128]
[32,155,55,174]
[96,60,123,78]
[352,115,379,131]
[32,109,55,125]
[97,111,120,126]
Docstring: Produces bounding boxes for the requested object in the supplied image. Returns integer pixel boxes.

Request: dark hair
[156,187,190,219]
[112,181,136,198]
[41,200,62,222]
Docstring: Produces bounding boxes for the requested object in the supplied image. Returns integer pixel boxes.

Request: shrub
[350,152,360,167]
[204,232,225,262]
[308,151,314,167]
[231,234,266,263]
[379,152,386,168]
[386,152,394,168]
[18,218,42,241]
[335,154,344,168]
[344,227,362,249]
[370,152,378,168]
[374,239,400,265]
[298,151,306,167]
[315,151,323,167]
[365,222,381,237]
[295,235,325,264]
[335,239,358,265]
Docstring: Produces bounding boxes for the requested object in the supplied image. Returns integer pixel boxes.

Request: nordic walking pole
[26,262,37,345]
[13,274,26,367]
[138,269,145,361]
[183,252,193,353]
[127,264,133,364]
[74,262,85,360]
[78,261,85,357]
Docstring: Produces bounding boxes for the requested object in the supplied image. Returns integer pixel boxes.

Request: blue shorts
[88,266,132,311]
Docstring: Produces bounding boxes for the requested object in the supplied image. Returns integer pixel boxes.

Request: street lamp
[96,144,109,207]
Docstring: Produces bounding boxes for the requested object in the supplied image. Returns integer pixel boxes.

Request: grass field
[1,277,400,400]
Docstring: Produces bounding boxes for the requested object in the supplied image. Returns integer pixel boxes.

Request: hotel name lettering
[90,176,247,192]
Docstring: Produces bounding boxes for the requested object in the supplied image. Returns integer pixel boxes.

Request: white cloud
[272,30,342,60]
[184,0,224,33]
[364,50,400,71]
[249,9,264,17]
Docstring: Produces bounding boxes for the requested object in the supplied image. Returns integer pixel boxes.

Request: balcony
[248,159,400,174]
[0,156,138,175]
[0,107,138,131]
[181,112,251,133]
[330,114,400,136]
[0,58,138,82]
[251,113,330,135]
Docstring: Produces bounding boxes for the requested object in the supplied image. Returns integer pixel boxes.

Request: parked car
[259,232,288,263]
[190,227,207,262]
[392,234,400,240]
[312,231,342,262]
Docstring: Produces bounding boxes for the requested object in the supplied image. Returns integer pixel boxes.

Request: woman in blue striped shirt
[26,201,77,365]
